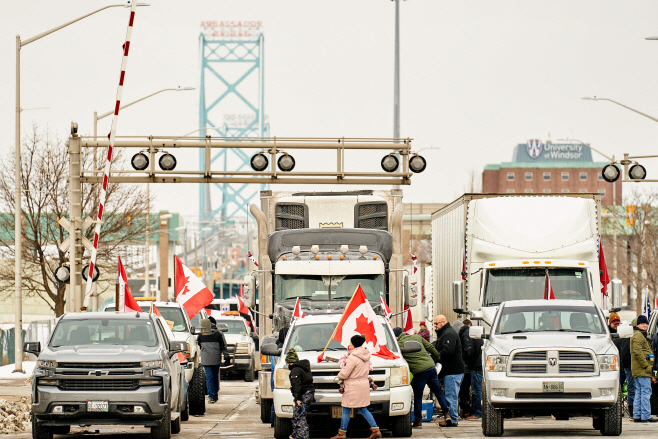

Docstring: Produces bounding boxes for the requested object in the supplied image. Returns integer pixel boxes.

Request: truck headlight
[597,355,618,371]
[236,342,251,354]
[486,355,508,372]
[141,360,163,368]
[274,368,291,389]
[390,366,409,387]
[37,360,57,368]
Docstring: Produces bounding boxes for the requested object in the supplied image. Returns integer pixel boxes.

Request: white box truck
[431,194,620,326]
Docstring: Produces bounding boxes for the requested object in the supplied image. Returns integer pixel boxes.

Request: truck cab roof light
[534,261,540,264]
[578,262,585,265]
[522,261,529,264]
[311,245,319,254]
[359,246,368,255]
[292,246,301,255]
[340,255,344,260]
[373,255,378,260]
[489,263,495,266]
[545,261,551,264]
[315,255,320,260]
[340,245,349,254]
[327,255,332,260]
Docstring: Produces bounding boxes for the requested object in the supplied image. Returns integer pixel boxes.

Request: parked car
[213,314,257,382]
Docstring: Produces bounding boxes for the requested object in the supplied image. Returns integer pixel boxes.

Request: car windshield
[216,320,249,335]
[51,319,158,347]
[275,274,385,303]
[496,305,605,335]
[285,322,398,353]
[104,305,188,332]
[484,268,590,306]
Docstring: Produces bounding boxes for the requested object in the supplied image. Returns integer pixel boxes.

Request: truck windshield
[104,305,188,332]
[285,322,398,353]
[275,274,385,303]
[496,305,605,334]
[484,268,590,306]
[216,320,249,335]
[51,319,158,347]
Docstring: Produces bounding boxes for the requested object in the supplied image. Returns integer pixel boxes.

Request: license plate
[87,400,109,412]
[331,407,353,418]
[542,382,564,392]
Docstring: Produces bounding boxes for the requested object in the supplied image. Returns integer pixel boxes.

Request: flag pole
[317,283,361,363]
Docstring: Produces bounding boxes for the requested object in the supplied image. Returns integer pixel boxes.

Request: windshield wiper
[501,330,527,334]
[304,347,340,351]
[332,296,353,300]
[292,296,314,300]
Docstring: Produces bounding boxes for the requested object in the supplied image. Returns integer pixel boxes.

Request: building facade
[482,140,621,205]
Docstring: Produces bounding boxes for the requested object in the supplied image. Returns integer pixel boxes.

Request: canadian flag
[544,269,555,300]
[325,284,399,362]
[247,251,258,267]
[411,253,418,275]
[236,295,256,332]
[599,236,610,295]
[174,255,214,320]
[293,297,307,319]
[403,305,414,334]
[151,303,163,317]
[118,257,141,313]
[379,297,392,321]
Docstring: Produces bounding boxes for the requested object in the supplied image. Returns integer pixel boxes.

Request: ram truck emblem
[548,358,557,366]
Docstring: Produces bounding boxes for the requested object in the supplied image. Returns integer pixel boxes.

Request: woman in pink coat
[331,335,381,439]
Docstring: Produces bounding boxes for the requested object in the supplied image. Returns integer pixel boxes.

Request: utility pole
[145,183,150,297]
[159,213,169,301]
[68,133,83,313]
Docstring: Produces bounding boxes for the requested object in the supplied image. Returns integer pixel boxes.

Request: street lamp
[14,0,149,374]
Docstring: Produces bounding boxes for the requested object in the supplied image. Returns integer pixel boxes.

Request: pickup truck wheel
[390,411,412,437]
[482,386,504,437]
[181,393,189,422]
[49,426,70,435]
[244,360,255,382]
[171,411,181,434]
[31,417,52,439]
[600,391,622,436]
[260,397,273,423]
[188,366,206,416]
[651,383,658,415]
[273,415,293,439]
[151,407,171,439]
[593,413,603,430]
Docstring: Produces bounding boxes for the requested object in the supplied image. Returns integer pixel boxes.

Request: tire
[482,386,504,437]
[273,415,293,439]
[651,382,658,415]
[151,407,171,439]
[189,366,206,416]
[31,417,52,439]
[50,426,70,435]
[390,411,412,437]
[171,411,181,435]
[244,360,255,382]
[260,398,273,424]
[600,390,622,436]
[593,413,603,430]
[181,394,189,422]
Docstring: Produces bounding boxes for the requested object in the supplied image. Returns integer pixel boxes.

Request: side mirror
[469,326,484,340]
[23,341,41,355]
[603,309,611,319]
[243,274,256,308]
[218,323,229,333]
[610,333,620,339]
[470,310,484,321]
[400,340,422,354]
[617,325,633,339]
[453,280,465,313]
[610,279,623,312]
[169,340,188,357]
[190,326,197,335]
[404,275,418,307]
[261,344,282,356]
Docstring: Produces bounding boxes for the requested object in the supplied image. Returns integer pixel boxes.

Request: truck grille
[226,345,236,353]
[509,349,596,376]
[314,381,386,390]
[58,362,140,369]
[516,392,592,400]
[275,203,308,231]
[59,379,139,391]
[354,202,388,230]
[312,369,386,377]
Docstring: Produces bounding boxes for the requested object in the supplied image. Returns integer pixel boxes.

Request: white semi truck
[246,190,418,424]
[431,194,621,326]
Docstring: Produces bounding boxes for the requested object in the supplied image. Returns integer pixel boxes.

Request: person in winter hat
[630,314,657,422]
[418,322,431,343]
[331,335,382,439]
[197,318,228,403]
[285,349,314,439]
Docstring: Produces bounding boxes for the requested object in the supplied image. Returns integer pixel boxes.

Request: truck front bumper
[273,386,411,419]
[486,371,619,410]
[32,386,168,427]
[221,354,252,371]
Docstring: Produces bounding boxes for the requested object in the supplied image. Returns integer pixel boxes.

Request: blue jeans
[412,367,448,421]
[204,364,220,400]
[340,407,377,431]
[624,367,636,410]
[634,376,652,421]
[470,371,483,418]
[444,373,464,424]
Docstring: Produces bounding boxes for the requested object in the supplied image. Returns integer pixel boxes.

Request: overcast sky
[2,1,658,220]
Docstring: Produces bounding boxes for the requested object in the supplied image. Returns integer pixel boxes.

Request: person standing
[621,318,636,419]
[331,335,382,439]
[285,349,315,439]
[462,319,483,420]
[433,315,465,427]
[393,327,448,428]
[418,322,431,343]
[630,314,657,423]
[197,318,228,403]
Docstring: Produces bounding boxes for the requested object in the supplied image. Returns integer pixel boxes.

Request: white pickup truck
[261,315,417,439]
[472,300,622,437]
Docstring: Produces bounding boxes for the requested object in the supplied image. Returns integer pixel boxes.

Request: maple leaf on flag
[174,256,191,299]
[354,314,377,345]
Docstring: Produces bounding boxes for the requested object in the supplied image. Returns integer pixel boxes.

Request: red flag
[330,284,399,361]
[293,297,307,319]
[379,297,392,321]
[411,253,418,275]
[544,269,555,300]
[599,236,610,295]
[403,305,414,334]
[118,257,141,313]
[174,255,214,320]
[151,303,162,317]
[236,295,256,332]
[247,251,259,267]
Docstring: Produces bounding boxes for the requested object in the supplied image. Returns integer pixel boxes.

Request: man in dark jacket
[619,317,636,418]
[197,318,228,403]
[394,328,448,429]
[462,319,483,420]
[433,315,465,427]
[286,349,314,439]
[454,320,473,420]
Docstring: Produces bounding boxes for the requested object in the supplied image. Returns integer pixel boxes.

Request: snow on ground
[0,397,30,433]
[0,362,35,378]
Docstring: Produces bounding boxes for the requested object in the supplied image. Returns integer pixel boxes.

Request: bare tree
[466,167,482,193]
[0,125,153,316]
